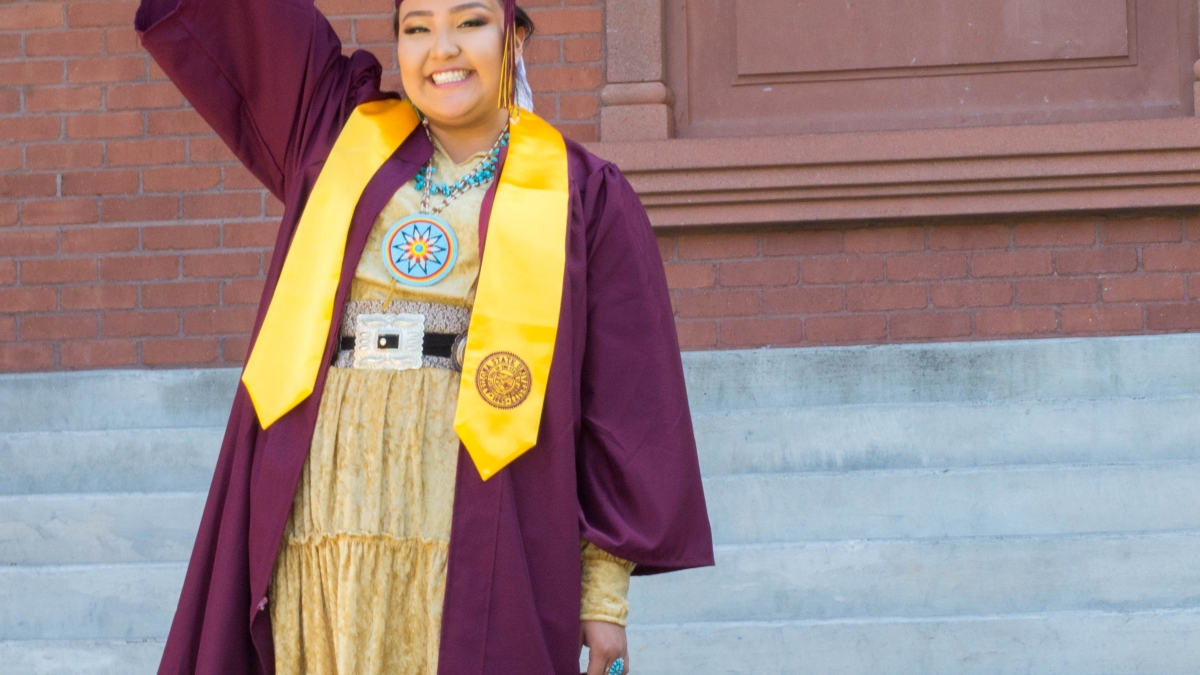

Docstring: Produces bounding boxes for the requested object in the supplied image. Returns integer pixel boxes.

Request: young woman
[135,0,713,673]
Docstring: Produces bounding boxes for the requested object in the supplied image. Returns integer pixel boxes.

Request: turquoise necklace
[380,124,509,288]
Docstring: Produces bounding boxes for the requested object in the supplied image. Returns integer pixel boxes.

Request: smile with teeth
[431,69,471,85]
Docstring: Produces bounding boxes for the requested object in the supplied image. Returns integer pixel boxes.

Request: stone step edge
[702,457,1200,480]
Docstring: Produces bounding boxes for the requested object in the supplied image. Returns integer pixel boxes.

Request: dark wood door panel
[668,0,1197,138]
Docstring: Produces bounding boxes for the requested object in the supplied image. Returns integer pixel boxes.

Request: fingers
[585,646,607,675]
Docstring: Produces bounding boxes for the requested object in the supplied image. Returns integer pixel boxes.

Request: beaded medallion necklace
[380,122,510,288]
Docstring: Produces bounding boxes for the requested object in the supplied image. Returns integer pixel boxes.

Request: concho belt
[333,299,469,372]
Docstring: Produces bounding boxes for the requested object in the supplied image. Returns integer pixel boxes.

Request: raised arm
[135,0,386,198]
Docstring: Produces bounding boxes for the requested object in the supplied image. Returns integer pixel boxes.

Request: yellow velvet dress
[268,139,635,675]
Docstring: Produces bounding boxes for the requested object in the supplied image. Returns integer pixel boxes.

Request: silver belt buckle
[352,313,424,370]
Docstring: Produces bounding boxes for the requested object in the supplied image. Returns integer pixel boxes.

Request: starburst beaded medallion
[381,214,459,287]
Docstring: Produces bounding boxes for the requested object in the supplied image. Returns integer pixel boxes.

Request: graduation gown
[134,0,714,673]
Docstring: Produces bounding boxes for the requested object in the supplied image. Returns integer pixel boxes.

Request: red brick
[676,290,759,319]
[0,90,18,115]
[144,281,221,308]
[20,258,98,285]
[221,278,266,305]
[144,166,222,193]
[141,224,220,251]
[1013,220,1096,248]
[889,312,972,340]
[60,340,138,368]
[663,263,715,290]
[148,60,170,81]
[930,281,1013,308]
[265,194,285,217]
[555,123,598,143]
[223,221,277,249]
[0,4,64,30]
[971,250,1052,277]
[0,316,14,341]
[0,344,55,372]
[67,57,145,84]
[1187,218,1200,242]
[1015,278,1097,305]
[61,285,138,310]
[928,224,1010,250]
[1101,275,1187,302]
[183,252,262,278]
[761,286,843,314]
[976,308,1057,336]
[107,82,184,109]
[182,193,263,219]
[667,321,713,350]
[846,285,927,311]
[142,337,219,365]
[24,31,102,57]
[523,40,560,65]
[147,109,212,135]
[0,174,58,199]
[25,86,103,112]
[66,112,143,139]
[0,230,57,256]
[102,196,180,223]
[563,36,602,62]
[62,226,139,254]
[677,233,759,260]
[108,139,185,166]
[0,261,14,286]
[183,307,257,334]
[353,16,394,43]
[1143,244,1200,272]
[105,27,142,54]
[886,253,967,281]
[719,259,799,287]
[0,61,64,86]
[0,203,19,228]
[532,95,556,113]
[1061,306,1143,334]
[0,34,18,59]
[845,226,924,254]
[101,255,179,282]
[221,165,266,191]
[0,117,61,143]
[656,236,676,262]
[526,8,602,33]
[222,335,252,362]
[559,94,597,120]
[27,142,104,170]
[526,65,602,92]
[68,1,140,28]
[0,288,58,313]
[1147,303,1200,331]
[805,314,887,344]
[189,137,238,162]
[0,146,20,171]
[720,317,803,347]
[1055,248,1138,275]
[62,170,140,196]
[20,314,98,341]
[763,230,843,257]
[802,256,884,284]
[1100,217,1182,245]
[102,311,179,337]
[22,200,99,227]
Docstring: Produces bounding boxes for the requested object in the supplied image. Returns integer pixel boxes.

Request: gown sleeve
[135,0,384,199]
[575,163,715,576]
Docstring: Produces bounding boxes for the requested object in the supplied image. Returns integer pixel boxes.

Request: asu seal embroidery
[475,352,533,409]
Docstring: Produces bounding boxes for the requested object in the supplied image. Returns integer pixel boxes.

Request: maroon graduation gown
[135,0,714,673]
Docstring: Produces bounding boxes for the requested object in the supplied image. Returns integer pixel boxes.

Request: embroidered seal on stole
[475,352,533,408]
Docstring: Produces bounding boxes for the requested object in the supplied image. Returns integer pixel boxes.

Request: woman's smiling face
[397,0,516,132]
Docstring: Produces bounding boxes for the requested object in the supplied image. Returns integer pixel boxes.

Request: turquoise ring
[606,657,625,675]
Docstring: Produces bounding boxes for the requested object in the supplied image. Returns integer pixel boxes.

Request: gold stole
[241,98,570,480]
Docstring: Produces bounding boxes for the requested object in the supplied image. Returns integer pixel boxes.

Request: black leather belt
[339,332,459,359]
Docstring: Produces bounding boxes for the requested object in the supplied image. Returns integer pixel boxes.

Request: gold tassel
[498,19,519,120]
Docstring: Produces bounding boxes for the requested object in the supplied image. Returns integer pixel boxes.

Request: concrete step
[695,396,1200,476]
[0,639,164,675]
[0,428,222,496]
[705,461,1200,545]
[0,563,184,640]
[627,608,1200,675]
[0,493,205,565]
[628,531,1200,625]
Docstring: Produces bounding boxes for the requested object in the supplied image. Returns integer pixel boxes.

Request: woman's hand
[581,620,629,675]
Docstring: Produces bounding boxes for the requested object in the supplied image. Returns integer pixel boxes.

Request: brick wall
[0,0,602,371]
[2,1,1199,373]
[659,216,1200,350]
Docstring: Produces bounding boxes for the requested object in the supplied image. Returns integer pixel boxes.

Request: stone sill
[587,116,1200,228]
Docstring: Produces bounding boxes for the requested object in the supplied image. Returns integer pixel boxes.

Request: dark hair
[392,5,535,40]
